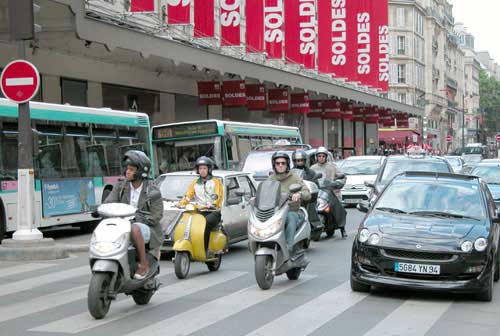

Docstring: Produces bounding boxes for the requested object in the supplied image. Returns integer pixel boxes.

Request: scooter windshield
[255,180,282,211]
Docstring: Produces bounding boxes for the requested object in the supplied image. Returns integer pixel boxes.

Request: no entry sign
[1,60,40,104]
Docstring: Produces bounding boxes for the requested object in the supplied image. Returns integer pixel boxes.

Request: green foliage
[479,71,500,134]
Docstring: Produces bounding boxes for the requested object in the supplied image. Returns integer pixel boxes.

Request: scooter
[172,203,228,279]
[248,181,311,290]
[316,176,346,238]
[88,203,160,319]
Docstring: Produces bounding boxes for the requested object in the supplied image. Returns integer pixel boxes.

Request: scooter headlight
[91,233,128,255]
[249,218,283,239]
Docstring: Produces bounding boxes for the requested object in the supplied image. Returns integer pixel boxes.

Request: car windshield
[157,175,198,201]
[471,166,500,184]
[463,147,482,155]
[445,157,461,167]
[375,180,486,220]
[341,159,380,175]
[380,160,451,184]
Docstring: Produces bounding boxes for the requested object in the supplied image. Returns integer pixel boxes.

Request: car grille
[384,270,477,281]
[383,249,455,261]
[256,208,275,222]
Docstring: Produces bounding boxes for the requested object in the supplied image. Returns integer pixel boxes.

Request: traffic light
[7,0,41,41]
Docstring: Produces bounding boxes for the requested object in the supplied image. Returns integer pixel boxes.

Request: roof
[395,171,480,182]
[160,170,250,178]
[386,155,447,163]
[152,119,300,131]
[344,155,384,161]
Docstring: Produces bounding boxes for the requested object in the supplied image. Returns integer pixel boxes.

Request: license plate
[394,262,440,275]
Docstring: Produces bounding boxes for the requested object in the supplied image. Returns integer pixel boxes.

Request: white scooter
[248,181,311,290]
[88,203,160,319]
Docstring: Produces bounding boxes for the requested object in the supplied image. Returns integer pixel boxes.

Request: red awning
[379,128,421,144]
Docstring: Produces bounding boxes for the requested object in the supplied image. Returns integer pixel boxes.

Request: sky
[449,0,500,61]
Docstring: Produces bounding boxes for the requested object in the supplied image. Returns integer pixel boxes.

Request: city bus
[0,98,153,238]
[152,120,302,172]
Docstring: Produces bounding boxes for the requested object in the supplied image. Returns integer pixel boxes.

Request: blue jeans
[285,211,304,250]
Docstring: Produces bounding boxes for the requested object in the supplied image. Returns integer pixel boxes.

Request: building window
[61,78,88,106]
[397,8,406,27]
[398,93,407,104]
[397,64,406,84]
[397,36,406,55]
[415,12,424,35]
[102,83,160,117]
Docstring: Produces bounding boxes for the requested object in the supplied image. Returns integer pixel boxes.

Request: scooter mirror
[289,183,302,194]
[335,173,346,180]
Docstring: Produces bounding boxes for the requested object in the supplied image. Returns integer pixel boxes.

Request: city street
[1,209,500,336]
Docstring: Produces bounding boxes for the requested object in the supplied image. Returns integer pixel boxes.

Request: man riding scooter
[311,146,348,238]
[104,150,164,280]
[179,156,223,255]
[268,151,311,253]
[291,150,317,181]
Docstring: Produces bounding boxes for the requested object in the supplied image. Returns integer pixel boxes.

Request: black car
[470,162,500,207]
[366,155,453,201]
[352,172,500,301]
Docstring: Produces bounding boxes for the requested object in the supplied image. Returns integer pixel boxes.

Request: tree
[479,70,500,137]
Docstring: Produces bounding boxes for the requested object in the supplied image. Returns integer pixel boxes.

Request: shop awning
[379,128,421,144]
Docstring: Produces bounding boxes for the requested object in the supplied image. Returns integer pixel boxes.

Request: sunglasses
[275,161,287,166]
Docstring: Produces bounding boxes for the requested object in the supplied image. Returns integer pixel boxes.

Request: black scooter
[316,175,346,239]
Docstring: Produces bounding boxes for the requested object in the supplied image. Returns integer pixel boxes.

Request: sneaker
[133,264,150,280]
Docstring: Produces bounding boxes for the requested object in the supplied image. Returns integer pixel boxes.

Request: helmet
[271,151,290,173]
[316,146,329,160]
[292,150,307,168]
[123,150,151,180]
[195,156,214,175]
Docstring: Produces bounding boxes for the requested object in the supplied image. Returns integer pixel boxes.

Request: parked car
[156,170,257,251]
[444,155,465,173]
[352,172,500,301]
[340,156,385,206]
[366,155,453,202]
[470,162,500,207]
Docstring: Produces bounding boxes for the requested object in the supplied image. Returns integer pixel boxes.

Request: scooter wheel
[255,255,274,290]
[174,252,190,279]
[87,273,112,319]
[286,268,302,280]
[132,289,154,305]
[206,254,222,272]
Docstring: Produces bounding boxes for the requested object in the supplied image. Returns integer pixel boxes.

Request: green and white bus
[0,98,152,238]
[152,120,302,172]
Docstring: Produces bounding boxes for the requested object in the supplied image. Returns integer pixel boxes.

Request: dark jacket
[104,179,164,250]
[268,171,311,212]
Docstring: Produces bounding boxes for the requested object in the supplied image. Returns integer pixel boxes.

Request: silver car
[340,156,385,206]
[155,170,257,251]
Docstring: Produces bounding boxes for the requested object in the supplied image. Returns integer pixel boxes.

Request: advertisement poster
[264,0,284,59]
[167,0,191,25]
[42,178,96,217]
[220,0,242,46]
[246,0,265,53]
[194,0,215,38]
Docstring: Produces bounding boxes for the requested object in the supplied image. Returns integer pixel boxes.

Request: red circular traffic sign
[0,60,40,104]
[446,135,452,142]
[496,134,500,142]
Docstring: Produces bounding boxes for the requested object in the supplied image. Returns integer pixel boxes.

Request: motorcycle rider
[104,150,164,280]
[292,149,317,181]
[268,151,311,253]
[179,156,223,254]
[311,146,348,238]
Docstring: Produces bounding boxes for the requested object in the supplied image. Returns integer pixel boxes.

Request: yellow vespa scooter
[172,203,227,279]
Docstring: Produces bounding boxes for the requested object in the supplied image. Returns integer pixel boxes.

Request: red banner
[354,0,375,86]
[246,0,265,53]
[246,84,267,110]
[284,1,300,64]
[352,107,365,122]
[342,103,354,121]
[268,88,289,112]
[364,107,380,123]
[194,0,215,38]
[220,0,242,46]
[198,81,221,105]
[379,109,392,127]
[130,0,156,12]
[322,100,342,119]
[308,100,323,118]
[167,0,191,24]
[222,81,246,107]
[374,0,389,91]
[264,0,284,59]
[284,0,316,68]
[290,93,310,114]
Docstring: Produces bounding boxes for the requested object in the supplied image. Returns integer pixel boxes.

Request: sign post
[1,58,43,240]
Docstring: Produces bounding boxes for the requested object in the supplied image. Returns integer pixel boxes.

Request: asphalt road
[1,209,500,336]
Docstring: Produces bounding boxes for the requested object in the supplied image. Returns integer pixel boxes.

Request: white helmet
[316,146,329,157]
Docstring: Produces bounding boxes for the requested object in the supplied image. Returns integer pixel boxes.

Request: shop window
[102,83,160,117]
[61,78,88,106]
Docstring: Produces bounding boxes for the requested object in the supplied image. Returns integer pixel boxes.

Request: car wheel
[476,264,494,302]
[350,276,370,293]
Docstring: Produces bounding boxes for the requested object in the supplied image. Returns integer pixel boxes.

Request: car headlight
[368,233,380,245]
[461,240,473,252]
[474,237,488,252]
[249,218,283,239]
[358,229,370,243]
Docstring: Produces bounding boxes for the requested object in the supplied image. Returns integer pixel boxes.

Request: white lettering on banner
[357,12,371,75]
[269,99,288,104]
[247,96,265,101]
[200,94,220,99]
[299,0,316,55]
[224,93,246,98]
[167,0,189,6]
[379,25,390,81]
[331,0,346,66]
[264,0,284,43]
[221,0,241,27]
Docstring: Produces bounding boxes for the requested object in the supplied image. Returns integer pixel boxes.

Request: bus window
[62,125,91,178]
[35,124,64,179]
[0,121,18,181]
[86,144,109,177]
[237,136,252,162]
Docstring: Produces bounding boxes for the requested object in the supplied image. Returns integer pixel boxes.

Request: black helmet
[123,150,151,180]
[292,150,307,169]
[271,151,290,173]
[195,156,214,175]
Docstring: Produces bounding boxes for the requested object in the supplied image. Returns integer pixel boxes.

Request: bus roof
[0,98,150,128]
[152,119,300,131]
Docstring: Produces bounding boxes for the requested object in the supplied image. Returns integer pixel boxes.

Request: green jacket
[269,171,311,212]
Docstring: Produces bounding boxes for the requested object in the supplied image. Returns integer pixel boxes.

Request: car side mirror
[364,181,375,189]
[227,197,241,206]
[289,183,302,194]
[357,200,370,213]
